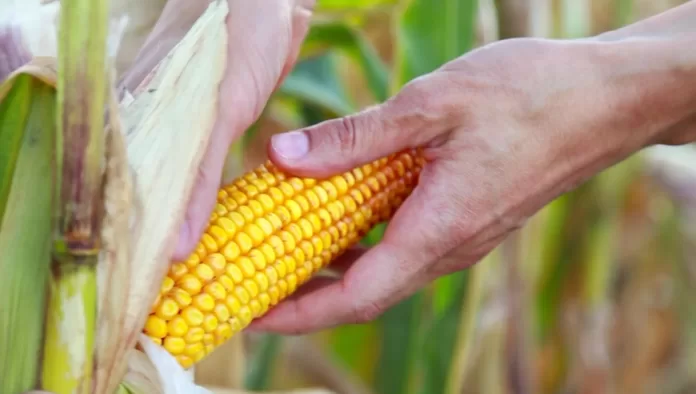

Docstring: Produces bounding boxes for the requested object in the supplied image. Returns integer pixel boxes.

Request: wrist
[590,34,696,147]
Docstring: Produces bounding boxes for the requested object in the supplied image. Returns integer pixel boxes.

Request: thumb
[267,89,443,177]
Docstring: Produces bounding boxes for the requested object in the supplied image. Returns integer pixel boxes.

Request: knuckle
[385,75,458,135]
[351,301,384,324]
[341,274,384,324]
[334,116,359,154]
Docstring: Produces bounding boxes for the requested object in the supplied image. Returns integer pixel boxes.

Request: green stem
[41,261,98,394]
[53,0,109,256]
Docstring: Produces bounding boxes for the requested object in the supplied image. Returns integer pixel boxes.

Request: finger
[242,179,454,334]
[324,245,368,274]
[248,246,366,331]
[172,1,296,259]
[246,275,339,333]
[267,78,449,178]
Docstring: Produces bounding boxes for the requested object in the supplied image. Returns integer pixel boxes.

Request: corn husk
[109,1,230,392]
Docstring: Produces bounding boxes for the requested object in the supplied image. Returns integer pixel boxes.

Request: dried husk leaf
[94,78,138,394]
[120,348,164,394]
[110,1,228,390]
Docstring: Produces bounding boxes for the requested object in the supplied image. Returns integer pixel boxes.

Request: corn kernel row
[144,149,425,368]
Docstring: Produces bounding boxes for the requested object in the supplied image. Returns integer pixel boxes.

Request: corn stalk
[40,0,111,391]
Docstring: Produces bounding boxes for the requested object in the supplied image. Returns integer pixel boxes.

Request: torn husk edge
[101,1,229,392]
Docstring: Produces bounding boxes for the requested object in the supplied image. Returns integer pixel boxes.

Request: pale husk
[112,0,229,391]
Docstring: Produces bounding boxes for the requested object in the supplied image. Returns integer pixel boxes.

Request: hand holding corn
[143,1,696,370]
[249,31,696,333]
[169,0,317,262]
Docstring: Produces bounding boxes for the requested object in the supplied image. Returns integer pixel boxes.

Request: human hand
[248,36,696,333]
[172,0,316,260]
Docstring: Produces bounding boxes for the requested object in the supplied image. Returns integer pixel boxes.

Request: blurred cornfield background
[141,0,696,393]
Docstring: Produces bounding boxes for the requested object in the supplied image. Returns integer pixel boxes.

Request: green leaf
[418,271,469,394]
[303,22,390,101]
[329,323,381,381]
[0,73,57,394]
[279,53,356,116]
[317,0,399,12]
[0,75,32,221]
[244,334,282,390]
[374,293,425,394]
[393,0,478,88]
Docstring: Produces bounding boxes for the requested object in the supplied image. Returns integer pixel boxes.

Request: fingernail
[271,130,309,160]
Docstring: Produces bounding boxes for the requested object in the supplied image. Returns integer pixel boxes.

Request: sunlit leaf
[393,0,478,87]
[317,0,399,12]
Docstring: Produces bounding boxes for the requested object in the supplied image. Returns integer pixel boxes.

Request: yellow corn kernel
[204,253,227,275]
[178,274,203,296]
[184,327,205,343]
[181,307,204,327]
[144,316,167,338]
[155,298,180,320]
[144,149,424,369]
[170,263,188,281]
[172,288,193,308]
[160,277,175,294]
[177,355,194,369]
[167,316,188,337]
[164,337,186,355]
[184,343,204,358]
[214,303,230,322]
[192,293,215,313]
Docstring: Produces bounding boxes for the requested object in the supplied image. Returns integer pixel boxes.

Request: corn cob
[143,149,425,368]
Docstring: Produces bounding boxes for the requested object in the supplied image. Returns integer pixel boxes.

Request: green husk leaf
[0,65,58,394]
